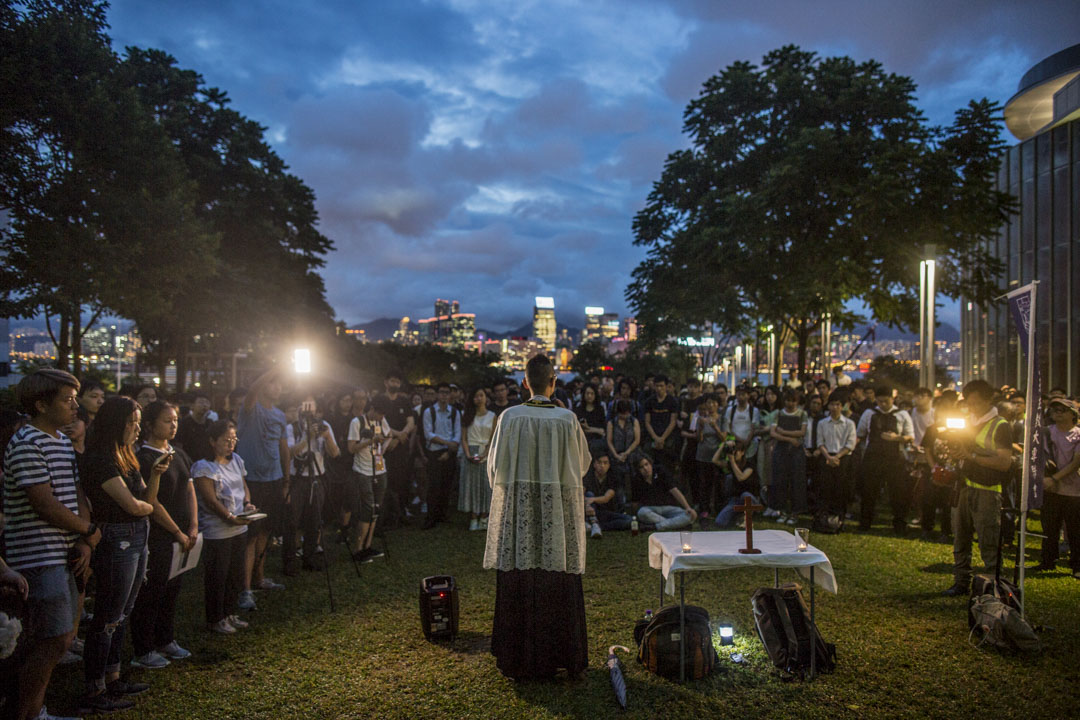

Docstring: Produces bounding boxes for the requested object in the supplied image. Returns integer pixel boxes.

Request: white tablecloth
[648,530,838,596]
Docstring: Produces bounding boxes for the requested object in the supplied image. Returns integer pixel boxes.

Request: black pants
[919,478,953,536]
[283,474,326,562]
[1041,491,1080,570]
[203,534,246,624]
[817,455,852,515]
[860,451,910,529]
[426,450,456,522]
[130,533,184,656]
[382,446,411,528]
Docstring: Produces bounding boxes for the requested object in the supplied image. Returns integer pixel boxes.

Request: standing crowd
[1,363,1077,718]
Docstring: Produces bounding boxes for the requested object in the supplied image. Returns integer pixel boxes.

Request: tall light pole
[821,312,832,378]
[919,244,937,390]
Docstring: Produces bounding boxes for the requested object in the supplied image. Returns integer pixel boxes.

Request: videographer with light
[285,395,340,574]
[942,380,1013,597]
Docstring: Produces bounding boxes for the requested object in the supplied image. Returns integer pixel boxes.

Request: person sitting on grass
[583,450,632,538]
[713,440,761,528]
[631,454,697,531]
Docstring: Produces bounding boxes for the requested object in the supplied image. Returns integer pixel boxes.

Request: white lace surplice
[483,403,589,574]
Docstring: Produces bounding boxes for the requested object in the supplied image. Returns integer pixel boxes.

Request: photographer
[712,439,760,528]
[285,396,340,574]
[347,396,397,561]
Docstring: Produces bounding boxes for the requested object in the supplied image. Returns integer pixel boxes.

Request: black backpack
[751,585,836,678]
[812,510,844,534]
[634,605,719,681]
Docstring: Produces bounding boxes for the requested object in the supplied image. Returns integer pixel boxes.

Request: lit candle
[680,530,693,553]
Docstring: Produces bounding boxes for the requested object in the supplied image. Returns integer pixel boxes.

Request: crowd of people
[1,363,1077,718]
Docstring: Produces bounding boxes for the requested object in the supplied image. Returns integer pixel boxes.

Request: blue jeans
[585,491,632,530]
[716,492,761,528]
[84,519,148,693]
[637,505,691,531]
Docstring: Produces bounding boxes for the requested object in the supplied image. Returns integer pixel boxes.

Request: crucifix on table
[736,496,765,554]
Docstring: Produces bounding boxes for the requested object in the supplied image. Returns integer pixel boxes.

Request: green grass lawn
[46,515,1079,719]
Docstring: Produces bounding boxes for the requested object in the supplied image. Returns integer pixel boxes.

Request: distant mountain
[349,317,411,342]
[852,322,960,343]
[478,322,582,341]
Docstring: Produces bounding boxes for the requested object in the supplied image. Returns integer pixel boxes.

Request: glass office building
[961,44,1080,394]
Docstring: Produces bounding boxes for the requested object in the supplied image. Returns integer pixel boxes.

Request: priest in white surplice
[483,354,590,680]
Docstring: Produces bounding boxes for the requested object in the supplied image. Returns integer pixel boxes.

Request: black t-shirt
[727,457,759,496]
[80,451,146,524]
[632,465,677,507]
[643,395,680,440]
[491,399,519,417]
[576,403,606,430]
[382,394,415,433]
[584,467,625,511]
[176,414,212,464]
[137,445,193,541]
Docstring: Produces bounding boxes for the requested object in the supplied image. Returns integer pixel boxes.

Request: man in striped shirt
[3,369,100,720]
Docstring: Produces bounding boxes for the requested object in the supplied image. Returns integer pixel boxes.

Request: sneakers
[106,680,149,696]
[227,614,249,629]
[36,706,81,720]
[469,518,479,531]
[78,692,134,715]
[590,522,602,539]
[237,590,257,611]
[942,583,969,597]
[211,618,237,634]
[764,508,780,518]
[130,651,171,669]
[479,517,488,530]
[58,649,82,665]
[785,516,797,526]
[258,577,285,591]
[157,641,192,660]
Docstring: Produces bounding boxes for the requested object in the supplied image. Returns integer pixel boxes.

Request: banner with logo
[1007,283,1043,511]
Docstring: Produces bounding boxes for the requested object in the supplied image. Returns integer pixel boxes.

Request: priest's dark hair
[525,354,556,396]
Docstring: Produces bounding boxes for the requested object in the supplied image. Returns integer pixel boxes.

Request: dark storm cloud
[104,0,1072,331]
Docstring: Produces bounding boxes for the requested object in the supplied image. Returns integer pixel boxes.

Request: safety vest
[963,416,1008,493]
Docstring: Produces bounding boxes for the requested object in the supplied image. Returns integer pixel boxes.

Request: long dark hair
[577,383,599,413]
[462,387,488,430]
[142,401,177,440]
[85,396,140,475]
[762,385,782,412]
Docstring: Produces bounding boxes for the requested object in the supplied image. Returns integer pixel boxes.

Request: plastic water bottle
[631,517,639,536]
[644,609,653,621]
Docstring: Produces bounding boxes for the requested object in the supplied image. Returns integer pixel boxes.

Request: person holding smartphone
[191,420,254,633]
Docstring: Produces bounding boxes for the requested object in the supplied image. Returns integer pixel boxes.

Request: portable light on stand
[293,347,312,375]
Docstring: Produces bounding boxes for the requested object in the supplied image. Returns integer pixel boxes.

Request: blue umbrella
[607,645,630,709]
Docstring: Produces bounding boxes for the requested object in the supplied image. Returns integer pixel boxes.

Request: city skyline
[98,1,1076,332]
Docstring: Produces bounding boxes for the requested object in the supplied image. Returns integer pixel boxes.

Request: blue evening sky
[105,0,1077,332]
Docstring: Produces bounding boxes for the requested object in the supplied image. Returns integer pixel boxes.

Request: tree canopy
[0,0,335,385]
[627,45,1013,377]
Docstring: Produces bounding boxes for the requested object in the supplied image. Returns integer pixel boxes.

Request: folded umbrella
[607,645,630,709]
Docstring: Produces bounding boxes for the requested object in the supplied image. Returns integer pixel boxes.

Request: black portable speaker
[419,575,459,641]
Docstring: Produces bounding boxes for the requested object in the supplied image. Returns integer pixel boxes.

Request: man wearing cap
[943,380,1013,596]
[1038,397,1080,578]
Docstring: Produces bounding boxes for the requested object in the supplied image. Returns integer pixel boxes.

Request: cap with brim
[1048,397,1079,416]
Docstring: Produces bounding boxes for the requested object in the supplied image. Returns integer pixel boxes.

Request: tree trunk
[174,335,188,393]
[795,325,810,380]
[57,310,71,372]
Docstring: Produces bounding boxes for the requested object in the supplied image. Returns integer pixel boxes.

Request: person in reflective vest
[943,380,1013,597]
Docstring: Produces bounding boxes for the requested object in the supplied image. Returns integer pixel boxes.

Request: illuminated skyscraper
[533,296,556,350]
[584,306,603,343]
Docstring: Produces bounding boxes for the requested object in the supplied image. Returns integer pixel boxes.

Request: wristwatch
[81,522,98,538]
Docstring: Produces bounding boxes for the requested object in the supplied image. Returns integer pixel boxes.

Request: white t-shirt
[191,455,248,540]
[466,410,496,451]
[349,415,391,476]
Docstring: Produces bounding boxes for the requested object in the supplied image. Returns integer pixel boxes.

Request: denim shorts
[24,564,78,639]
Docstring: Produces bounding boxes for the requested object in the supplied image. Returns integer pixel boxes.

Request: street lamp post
[919,245,937,390]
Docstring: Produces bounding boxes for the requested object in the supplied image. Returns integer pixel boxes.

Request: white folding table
[647,530,838,681]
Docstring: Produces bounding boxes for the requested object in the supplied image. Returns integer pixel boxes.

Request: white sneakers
[211,618,236,634]
[158,641,192,660]
[228,614,249,629]
[237,589,257,610]
[130,651,170,669]
[258,577,285,591]
[469,518,479,531]
[590,522,603,539]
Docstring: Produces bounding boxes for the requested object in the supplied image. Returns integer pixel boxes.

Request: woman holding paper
[130,401,199,669]
[191,420,255,635]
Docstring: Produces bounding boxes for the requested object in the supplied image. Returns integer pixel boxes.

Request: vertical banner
[1007,283,1044,512]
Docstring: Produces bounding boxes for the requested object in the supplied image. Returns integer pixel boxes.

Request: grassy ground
[45,514,1079,719]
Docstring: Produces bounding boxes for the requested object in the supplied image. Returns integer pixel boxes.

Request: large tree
[628,46,1013,377]
[0,0,210,373]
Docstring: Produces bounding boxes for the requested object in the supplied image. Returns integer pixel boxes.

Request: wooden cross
[736,495,765,554]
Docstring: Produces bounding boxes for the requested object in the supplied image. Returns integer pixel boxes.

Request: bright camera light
[293,348,312,374]
[945,417,966,430]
